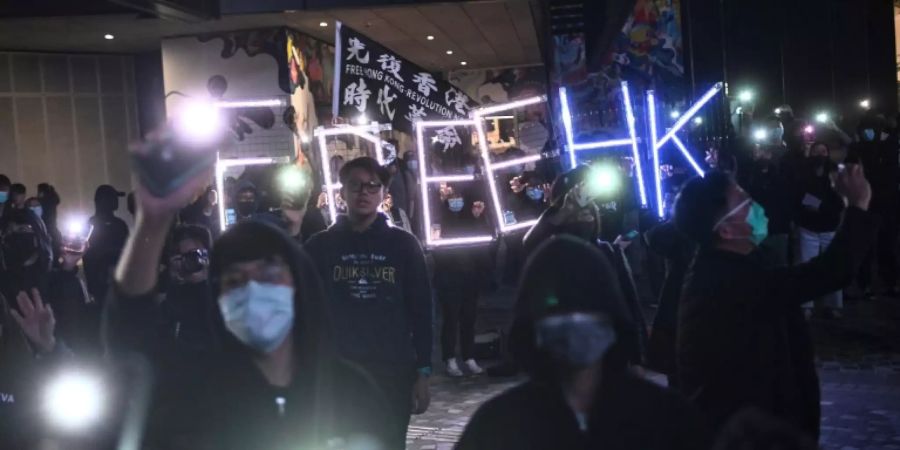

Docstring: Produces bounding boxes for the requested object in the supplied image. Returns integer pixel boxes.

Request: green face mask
[715,199,769,246]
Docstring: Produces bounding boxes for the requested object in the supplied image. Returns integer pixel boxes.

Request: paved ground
[407,292,900,450]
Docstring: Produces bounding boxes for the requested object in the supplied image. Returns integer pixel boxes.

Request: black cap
[94,184,125,201]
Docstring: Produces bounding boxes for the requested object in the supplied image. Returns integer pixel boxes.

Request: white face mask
[218,281,295,353]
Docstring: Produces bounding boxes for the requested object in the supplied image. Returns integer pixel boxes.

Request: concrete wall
[0,52,139,219]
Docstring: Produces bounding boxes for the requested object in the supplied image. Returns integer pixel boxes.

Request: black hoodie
[304,214,433,370]
[105,221,384,449]
[458,236,708,450]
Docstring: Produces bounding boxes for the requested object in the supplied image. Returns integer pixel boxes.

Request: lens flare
[175,100,223,143]
[44,371,104,431]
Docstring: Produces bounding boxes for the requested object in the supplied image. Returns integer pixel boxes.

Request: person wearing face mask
[0,175,10,219]
[847,115,899,298]
[674,167,874,441]
[0,208,53,304]
[107,136,387,448]
[7,183,26,211]
[457,235,709,450]
[158,225,215,354]
[305,157,434,449]
[741,144,792,267]
[793,143,845,319]
[83,184,129,305]
[523,165,647,368]
[432,185,492,377]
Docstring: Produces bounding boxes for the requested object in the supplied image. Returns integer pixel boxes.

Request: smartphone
[225,208,237,228]
[130,134,218,198]
[623,230,639,241]
[61,224,93,254]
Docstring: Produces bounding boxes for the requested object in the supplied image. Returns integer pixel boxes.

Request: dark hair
[10,183,25,196]
[0,208,53,273]
[809,141,830,153]
[0,175,10,189]
[126,192,136,217]
[338,156,391,187]
[172,224,212,253]
[510,235,633,380]
[673,171,733,246]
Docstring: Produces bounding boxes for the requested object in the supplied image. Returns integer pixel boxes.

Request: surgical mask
[535,313,617,368]
[526,187,543,201]
[714,199,769,246]
[30,206,43,218]
[236,201,256,217]
[448,197,464,212]
[863,129,876,141]
[407,160,419,172]
[0,191,7,203]
[218,281,295,353]
[464,165,475,175]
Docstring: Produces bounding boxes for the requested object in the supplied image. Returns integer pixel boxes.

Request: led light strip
[647,90,665,216]
[655,82,723,149]
[314,123,392,224]
[415,119,496,248]
[215,155,291,231]
[472,97,551,234]
[558,84,648,207]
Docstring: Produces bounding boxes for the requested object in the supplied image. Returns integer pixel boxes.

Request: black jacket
[84,213,129,302]
[457,372,709,450]
[432,201,493,290]
[793,161,844,233]
[305,214,433,369]
[741,161,793,235]
[677,207,876,439]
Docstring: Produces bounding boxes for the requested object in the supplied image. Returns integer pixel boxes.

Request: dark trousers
[440,286,478,361]
[858,211,898,290]
[357,364,415,449]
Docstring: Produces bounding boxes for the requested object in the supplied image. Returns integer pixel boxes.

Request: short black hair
[339,156,391,186]
[172,224,212,252]
[10,183,25,195]
[673,171,733,247]
[0,175,9,189]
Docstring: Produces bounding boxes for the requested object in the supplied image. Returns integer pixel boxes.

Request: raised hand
[832,164,871,210]
[11,289,56,353]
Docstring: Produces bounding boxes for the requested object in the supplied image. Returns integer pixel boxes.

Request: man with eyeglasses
[305,156,433,449]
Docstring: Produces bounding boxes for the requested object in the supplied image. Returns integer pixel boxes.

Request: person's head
[713,408,817,450]
[36,183,60,208]
[510,235,632,382]
[169,225,212,284]
[9,184,26,208]
[94,184,124,215]
[210,220,332,365]
[808,141,830,159]
[775,104,794,121]
[235,183,258,218]
[674,171,768,252]
[339,157,391,220]
[752,145,774,162]
[0,175,10,204]
[206,188,218,207]
[0,208,52,274]
[25,197,43,219]
[445,186,465,213]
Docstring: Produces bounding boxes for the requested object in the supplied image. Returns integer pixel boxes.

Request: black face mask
[809,156,829,167]
[236,201,256,217]
[2,233,39,268]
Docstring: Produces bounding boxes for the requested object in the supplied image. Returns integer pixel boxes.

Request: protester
[83,184,129,304]
[0,175,10,219]
[36,184,63,261]
[457,235,709,450]
[848,115,899,297]
[793,142,845,318]
[158,224,215,353]
[673,166,874,440]
[386,144,417,219]
[180,186,221,237]
[0,208,53,304]
[381,193,412,232]
[432,185,492,376]
[45,235,96,355]
[8,183,26,210]
[305,156,433,448]
[107,137,386,448]
[523,164,647,367]
[741,144,792,267]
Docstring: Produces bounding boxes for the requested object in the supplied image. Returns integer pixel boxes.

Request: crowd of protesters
[0,99,896,450]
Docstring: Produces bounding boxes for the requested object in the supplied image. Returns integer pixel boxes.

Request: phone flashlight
[62,217,93,253]
[803,125,815,134]
[815,112,829,124]
[753,129,768,142]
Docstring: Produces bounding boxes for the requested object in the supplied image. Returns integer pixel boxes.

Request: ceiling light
[104,34,114,40]
[460,61,468,66]
[446,50,453,55]
[427,35,435,41]
[319,22,328,27]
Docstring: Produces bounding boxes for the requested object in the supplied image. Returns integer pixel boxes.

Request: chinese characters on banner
[332,22,476,135]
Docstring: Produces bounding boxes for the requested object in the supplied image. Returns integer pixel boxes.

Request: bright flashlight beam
[66,218,86,236]
[214,99,284,108]
[44,371,104,431]
[738,90,753,102]
[490,154,543,170]
[472,95,546,117]
[216,155,289,231]
[571,139,634,150]
[621,81,648,208]
[656,82,723,149]
[424,174,477,183]
[815,112,829,123]
[428,236,495,247]
[753,129,768,141]
[671,136,706,177]
[176,100,223,142]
